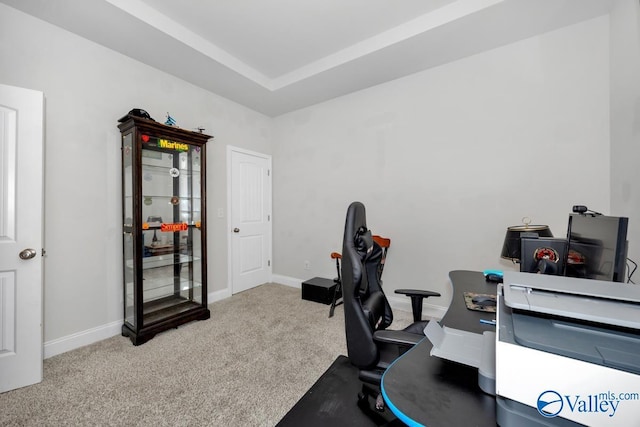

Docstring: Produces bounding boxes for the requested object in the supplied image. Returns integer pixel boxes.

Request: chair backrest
[341,201,393,369]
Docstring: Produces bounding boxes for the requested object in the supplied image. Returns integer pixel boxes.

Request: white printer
[496,271,640,426]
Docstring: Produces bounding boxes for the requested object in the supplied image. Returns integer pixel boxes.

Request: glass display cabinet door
[140,139,203,324]
[122,133,135,328]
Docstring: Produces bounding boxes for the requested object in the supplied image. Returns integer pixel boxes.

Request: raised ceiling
[1,0,615,116]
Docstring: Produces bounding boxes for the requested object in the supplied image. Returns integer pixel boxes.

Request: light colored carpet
[0,283,413,427]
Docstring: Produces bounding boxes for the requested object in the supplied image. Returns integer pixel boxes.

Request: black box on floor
[301,277,339,305]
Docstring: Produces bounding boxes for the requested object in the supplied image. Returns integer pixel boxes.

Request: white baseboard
[386,295,447,321]
[208,287,232,303]
[44,320,123,359]
[271,274,302,288]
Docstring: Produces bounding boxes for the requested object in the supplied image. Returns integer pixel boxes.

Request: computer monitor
[564,213,629,282]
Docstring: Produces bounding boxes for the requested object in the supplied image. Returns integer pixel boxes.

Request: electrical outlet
[304,260,311,270]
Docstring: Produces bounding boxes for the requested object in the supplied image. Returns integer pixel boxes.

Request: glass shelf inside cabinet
[141,253,197,269]
[141,255,201,301]
[125,256,202,310]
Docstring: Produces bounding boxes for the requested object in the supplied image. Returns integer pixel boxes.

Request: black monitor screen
[565,214,628,282]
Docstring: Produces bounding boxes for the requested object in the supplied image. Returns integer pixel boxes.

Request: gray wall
[272,16,613,311]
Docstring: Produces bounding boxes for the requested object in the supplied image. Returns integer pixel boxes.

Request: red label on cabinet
[161,223,188,232]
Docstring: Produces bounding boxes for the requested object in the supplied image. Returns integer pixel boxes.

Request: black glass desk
[381,270,498,426]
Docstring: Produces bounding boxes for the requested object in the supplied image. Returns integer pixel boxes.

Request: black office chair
[340,201,440,415]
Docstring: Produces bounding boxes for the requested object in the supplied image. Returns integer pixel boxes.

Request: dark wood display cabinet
[118,115,212,345]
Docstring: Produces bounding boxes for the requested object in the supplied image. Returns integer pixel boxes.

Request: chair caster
[375,393,385,411]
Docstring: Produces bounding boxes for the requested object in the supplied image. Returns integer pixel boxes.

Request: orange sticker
[161,223,188,232]
[142,223,149,230]
[195,221,201,229]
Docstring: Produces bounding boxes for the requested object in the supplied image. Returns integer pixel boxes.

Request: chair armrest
[395,289,441,298]
[373,329,423,348]
[394,289,441,322]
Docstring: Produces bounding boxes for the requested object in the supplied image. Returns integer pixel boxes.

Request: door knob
[233,228,240,233]
[19,248,37,260]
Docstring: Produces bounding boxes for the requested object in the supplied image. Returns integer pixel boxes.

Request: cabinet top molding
[118,116,213,144]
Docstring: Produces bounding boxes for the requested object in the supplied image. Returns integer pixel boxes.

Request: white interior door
[229,147,272,294]
[0,84,44,393]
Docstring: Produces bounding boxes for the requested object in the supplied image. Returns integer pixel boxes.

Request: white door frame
[226,145,272,294]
